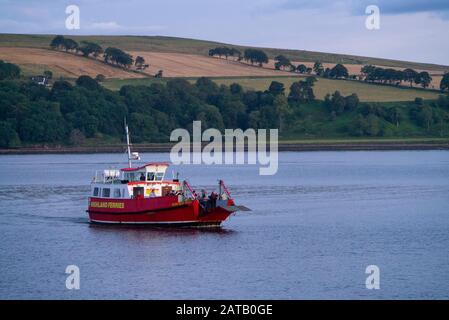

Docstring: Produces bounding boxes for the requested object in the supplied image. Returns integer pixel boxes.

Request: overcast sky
[1,0,448,65]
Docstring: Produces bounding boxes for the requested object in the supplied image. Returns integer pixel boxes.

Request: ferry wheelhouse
[87,123,248,226]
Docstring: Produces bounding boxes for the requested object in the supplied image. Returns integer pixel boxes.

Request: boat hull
[87,196,234,226]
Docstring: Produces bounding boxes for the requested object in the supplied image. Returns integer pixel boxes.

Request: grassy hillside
[1,33,448,72]
[0,33,446,105]
[102,76,441,102]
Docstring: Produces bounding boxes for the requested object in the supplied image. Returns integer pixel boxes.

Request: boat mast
[125,119,132,168]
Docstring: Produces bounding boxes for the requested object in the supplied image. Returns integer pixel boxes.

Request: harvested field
[0,45,444,90]
[0,47,144,79]
[129,51,292,77]
[1,34,448,72]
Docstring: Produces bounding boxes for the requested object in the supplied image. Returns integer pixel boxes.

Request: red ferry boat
[87,123,249,226]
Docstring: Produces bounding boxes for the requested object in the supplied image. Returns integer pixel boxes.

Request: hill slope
[1,33,448,72]
[0,47,144,79]
[0,33,446,102]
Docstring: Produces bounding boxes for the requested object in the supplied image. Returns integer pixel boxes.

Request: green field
[102,76,441,102]
[1,33,448,72]
[16,63,68,78]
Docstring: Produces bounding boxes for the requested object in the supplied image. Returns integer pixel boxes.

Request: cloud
[86,21,166,33]
[278,0,449,18]
[0,0,447,64]
[90,21,121,30]
[363,0,449,15]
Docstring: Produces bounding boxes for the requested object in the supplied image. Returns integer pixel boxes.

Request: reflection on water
[1,151,449,299]
[88,223,236,237]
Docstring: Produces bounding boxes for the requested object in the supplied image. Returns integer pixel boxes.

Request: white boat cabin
[91,162,182,199]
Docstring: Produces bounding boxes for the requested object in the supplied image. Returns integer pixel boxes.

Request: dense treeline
[1,62,449,148]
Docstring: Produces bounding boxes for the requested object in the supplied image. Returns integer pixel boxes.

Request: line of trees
[207,45,445,92]
[273,55,350,79]
[208,47,241,60]
[49,36,151,73]
[50,35,79,52]
[274,55,313,74]
[361,65,432,88]
[78,41,103,58]
[206,46,446,93]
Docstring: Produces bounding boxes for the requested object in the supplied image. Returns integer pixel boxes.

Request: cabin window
[155,172,164,181]
[147,172,155,181]
[102,188,110,198]
[93,187,99,197]
[133,187,144,198]
[124,172,136,182]
[113,189,121,198]
[138,172,146,181]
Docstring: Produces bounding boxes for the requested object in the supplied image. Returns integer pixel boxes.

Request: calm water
[0,151,449,299]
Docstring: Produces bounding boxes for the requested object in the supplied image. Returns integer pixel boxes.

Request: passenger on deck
[199,189,208,212]
[139,173,145,181]
[209,191,217,209]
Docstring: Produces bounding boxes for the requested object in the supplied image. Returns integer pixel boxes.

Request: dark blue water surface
[0,151,449,299]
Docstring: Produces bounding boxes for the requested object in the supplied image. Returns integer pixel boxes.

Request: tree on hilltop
[274,55,291,70]
[243,49,268,66]
[329,64,349,79]
[104,47,133,68]
[79,41,103,57]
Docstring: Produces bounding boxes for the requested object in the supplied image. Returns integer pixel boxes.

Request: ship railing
[219,179,232,199]
[182,180,196,200]
[93,170,121,184]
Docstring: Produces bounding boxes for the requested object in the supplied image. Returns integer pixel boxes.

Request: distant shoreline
[1,140,449,154]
